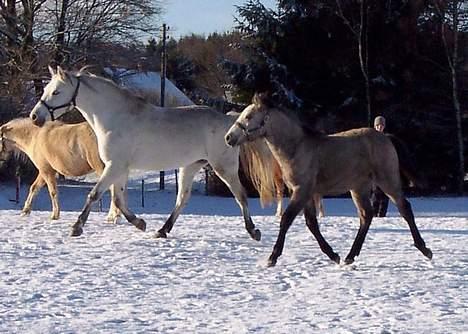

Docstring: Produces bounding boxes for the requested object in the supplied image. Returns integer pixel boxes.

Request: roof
[104,68,194,107]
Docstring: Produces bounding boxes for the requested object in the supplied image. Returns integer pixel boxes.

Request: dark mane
[277,107,323,137]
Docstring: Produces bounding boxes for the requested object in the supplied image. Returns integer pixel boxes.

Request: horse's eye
[52,90,59,95]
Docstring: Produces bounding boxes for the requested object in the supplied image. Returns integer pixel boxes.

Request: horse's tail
[387,134,428,189]
[239,139,278,207]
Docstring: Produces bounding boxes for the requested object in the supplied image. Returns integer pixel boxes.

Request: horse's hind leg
[344,190,374,264]
[304,200,339,264]
[21,174,46,216]
[155,160,207,239]
[383,191,432,260]
[376,169,432,259]
[212,163,261,241]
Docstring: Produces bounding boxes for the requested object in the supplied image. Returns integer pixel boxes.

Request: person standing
[372,116,390,217]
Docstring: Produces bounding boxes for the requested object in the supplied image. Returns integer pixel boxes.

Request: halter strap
[235,111,270,139]
[0,130,4,153]
[39,76,81,121]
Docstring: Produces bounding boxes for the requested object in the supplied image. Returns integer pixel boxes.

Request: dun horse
[241,139,324,217]
[225,93,432,267]
[0,118,119,221]
[30,66,261,240]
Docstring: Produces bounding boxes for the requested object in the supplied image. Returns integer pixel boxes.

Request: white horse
[30,66,261,240]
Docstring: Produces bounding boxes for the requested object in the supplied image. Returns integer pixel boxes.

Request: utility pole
[159,23,168,191]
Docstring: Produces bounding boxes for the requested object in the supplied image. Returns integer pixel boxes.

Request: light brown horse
[225,93,432,267]
[0,118,119,221]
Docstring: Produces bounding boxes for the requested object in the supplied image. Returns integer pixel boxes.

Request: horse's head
[30,66,80,127]
[225,92,272,147]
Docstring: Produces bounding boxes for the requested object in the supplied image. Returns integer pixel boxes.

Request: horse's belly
[130,144,207,171]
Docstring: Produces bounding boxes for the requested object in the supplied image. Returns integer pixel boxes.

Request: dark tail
[387,134,428,189]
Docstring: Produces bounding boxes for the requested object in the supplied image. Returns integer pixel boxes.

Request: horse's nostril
[31,114,37,121]
[225,134,231,143]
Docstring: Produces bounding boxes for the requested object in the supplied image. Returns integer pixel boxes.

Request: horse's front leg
[268,191,305,267]
[273,169,284,217]
[112,178,146,232]
[71,164,129,236]
[304,201,339,264]
[212,163,261,241]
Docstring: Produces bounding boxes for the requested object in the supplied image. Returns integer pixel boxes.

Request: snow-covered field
[0,173,467,333]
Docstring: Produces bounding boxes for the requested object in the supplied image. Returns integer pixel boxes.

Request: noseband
[39,77,81,121]
[235,112,270,140]
[0,130,5,153]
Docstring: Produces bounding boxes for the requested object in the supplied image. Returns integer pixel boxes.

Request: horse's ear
[252,92,272,108]
[56,66,73,83]
[48,65,56,77]
[0,124,10,134]
[57,66,66,79]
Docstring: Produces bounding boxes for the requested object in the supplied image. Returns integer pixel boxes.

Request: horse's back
[314,128,398,194]
[117,105,237,170]
[36,121,102,176]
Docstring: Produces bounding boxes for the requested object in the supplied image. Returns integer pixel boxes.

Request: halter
[235,111,270,140]
[39,76,81,121]
[0,130,5,153]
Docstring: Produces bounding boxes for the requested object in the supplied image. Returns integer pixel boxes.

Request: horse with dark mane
[0,118,119,221]
[225,93,432,267]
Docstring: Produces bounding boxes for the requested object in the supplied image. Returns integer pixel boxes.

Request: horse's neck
[75,76,131,130]
[264,110,304,161]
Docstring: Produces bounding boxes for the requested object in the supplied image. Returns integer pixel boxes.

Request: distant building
[104,68,194,107]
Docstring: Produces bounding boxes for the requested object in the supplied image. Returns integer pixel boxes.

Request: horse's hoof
[267,258,277,267]
[251,229,261,241]
[422,247,433,260]
[331,254,341,264]
[132,218,146,232]
[50,215,59,220]
[154,230,167,239]
[344,257,354,265]
[70,226,83,237]
[106,214,121,224]
[21,210,31,217]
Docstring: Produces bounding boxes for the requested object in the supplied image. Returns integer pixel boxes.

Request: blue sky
[161,0,277,38]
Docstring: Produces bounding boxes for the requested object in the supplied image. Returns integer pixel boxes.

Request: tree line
[0,0,467,195]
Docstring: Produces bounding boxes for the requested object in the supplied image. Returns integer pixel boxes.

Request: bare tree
[335,0,372,126]
[0,0,163,112]
[0,0,47,100]
[432,0,467,194]
[39,0,163,65]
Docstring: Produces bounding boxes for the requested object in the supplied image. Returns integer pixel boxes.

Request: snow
[0,171,467,333]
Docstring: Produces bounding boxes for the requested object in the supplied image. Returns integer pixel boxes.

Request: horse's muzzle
[225,133,236,147]
[30,113,45,127]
